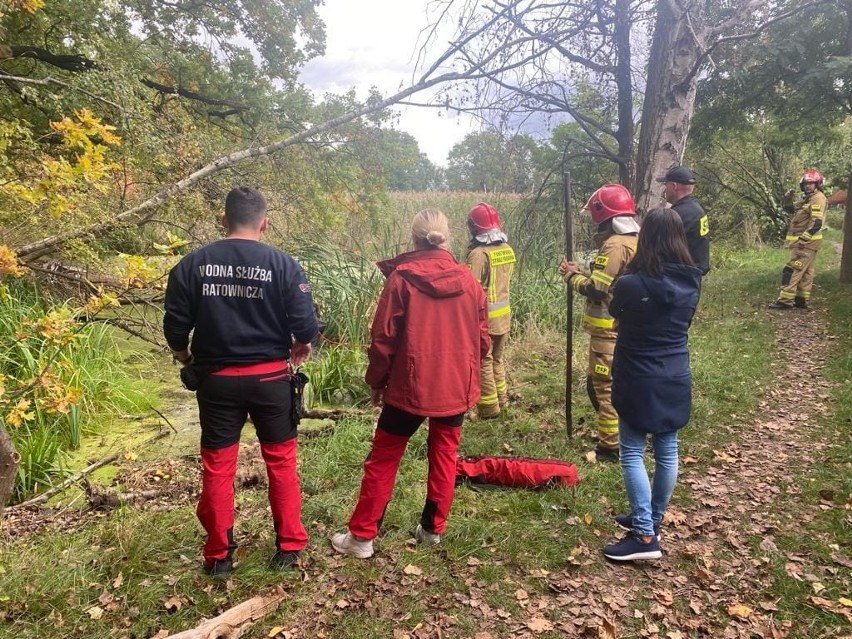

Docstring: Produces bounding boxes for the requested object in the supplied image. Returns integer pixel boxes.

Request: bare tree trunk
[840,173,852,283]
[840,1,852,283]
[614,0,634,186]
[634,0,703,214]
[0,425,21,518]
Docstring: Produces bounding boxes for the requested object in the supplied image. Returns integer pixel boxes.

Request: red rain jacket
[366,248,490,417]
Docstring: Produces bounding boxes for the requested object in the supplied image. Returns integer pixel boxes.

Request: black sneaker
[768,301,793,310]
[614,514,661,541]
[603,533,662,561]
[204,557,233,578]
[271,550,300,571]
[594,445,620,463]
[794,297,807,309]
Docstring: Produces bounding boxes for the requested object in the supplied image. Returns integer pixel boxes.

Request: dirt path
[534,304,851,639]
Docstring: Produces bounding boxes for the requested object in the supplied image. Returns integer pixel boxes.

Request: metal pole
[561,144,574,438]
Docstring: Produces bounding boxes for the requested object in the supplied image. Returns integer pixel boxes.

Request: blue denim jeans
[619,419,679,537]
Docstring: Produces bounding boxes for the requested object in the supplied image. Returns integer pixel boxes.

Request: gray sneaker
[414,524,441,545]
[331,532,374,559]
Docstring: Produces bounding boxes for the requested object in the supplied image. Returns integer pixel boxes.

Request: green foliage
[366,128,444,191]
[447,130,540,193]
[0,281,149,500]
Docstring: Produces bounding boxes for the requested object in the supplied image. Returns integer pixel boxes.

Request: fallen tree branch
[85,486,166,509]
[160,592,285,639]
[14,5,514,260]
[6,429,169,511]
[302,407,369,420]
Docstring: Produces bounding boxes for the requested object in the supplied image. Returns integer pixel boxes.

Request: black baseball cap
[656,166,696,185]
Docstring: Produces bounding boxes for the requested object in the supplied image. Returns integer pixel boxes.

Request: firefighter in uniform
[769,169,827,310]
[466,202,515,419]
[559,184,639,462]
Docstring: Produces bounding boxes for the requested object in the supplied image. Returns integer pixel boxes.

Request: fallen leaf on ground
[527,617,553,633]
[727,603,753,619]
[268,626,285,637]
[403,564,423,576]
[598,617,616,639]
[85,606,104,620]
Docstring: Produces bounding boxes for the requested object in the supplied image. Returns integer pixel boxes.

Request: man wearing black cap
[656,166,710,275]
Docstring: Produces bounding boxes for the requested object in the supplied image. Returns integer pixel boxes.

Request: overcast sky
[298,0,475,166]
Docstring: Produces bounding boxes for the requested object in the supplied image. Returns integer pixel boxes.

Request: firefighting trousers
[478,332,509,417]
[586,336,619,451]
[197,440,308,564]
[778,246,818,303]
[348,404,463,539]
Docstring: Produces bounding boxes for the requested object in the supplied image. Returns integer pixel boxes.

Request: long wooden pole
[562,145,574,438]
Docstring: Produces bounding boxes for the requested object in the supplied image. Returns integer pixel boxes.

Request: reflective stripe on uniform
[779,290,796,301]
[786,235,800,242]
[598,418,619,432]
[495,379,507,393]
[590,270,614,286]
[584,314,615,329]
[487,299,511,318]
[479,392,499,406]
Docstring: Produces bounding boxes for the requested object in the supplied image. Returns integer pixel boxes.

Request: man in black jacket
[163,186,318,577]
[656,166,711,275]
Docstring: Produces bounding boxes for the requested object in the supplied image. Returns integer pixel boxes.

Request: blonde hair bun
[411,208,450,249]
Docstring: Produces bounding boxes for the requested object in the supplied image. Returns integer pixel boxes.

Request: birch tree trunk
[634,0,704,214]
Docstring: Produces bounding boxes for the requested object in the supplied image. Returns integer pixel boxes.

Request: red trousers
[197,439,307,564]
[348,416,462,539]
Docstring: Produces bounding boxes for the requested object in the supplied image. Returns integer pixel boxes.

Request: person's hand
[171,348,192,365]
[558,259,579,278]
[370,388,385,408]
[290,341,312,367]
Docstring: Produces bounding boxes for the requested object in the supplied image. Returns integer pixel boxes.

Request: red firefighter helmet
[468,202,502,233]
[800,168,824,188]
[583,184,636,224]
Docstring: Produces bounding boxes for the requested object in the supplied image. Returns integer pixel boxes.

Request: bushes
[0,281,148,500]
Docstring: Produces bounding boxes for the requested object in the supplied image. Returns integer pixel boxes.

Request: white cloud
[299,0,476,166]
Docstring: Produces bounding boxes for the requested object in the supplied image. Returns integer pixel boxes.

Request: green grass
[1,222,850,637]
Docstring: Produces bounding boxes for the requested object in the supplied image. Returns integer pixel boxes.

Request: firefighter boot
[794,296,807,309]
[768,300,794,310]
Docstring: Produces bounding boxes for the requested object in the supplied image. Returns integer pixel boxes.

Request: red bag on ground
[455,455,580,489]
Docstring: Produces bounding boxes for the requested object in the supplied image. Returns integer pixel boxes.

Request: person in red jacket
[331,208,490,558]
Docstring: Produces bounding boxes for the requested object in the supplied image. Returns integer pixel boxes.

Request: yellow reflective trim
[779,291,795,300]
[591,270,614,285]
[699,215,709,236]
[786,235,800,242]
[810,204,821,212]
[488,247,516,266]
[488,305,511,319]
[584,314,615,329]
[594,255,609,267]
[495,380,507,392]
[479,393,498,406]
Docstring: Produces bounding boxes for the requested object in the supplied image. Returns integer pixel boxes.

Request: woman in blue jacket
[603,207,703,561]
